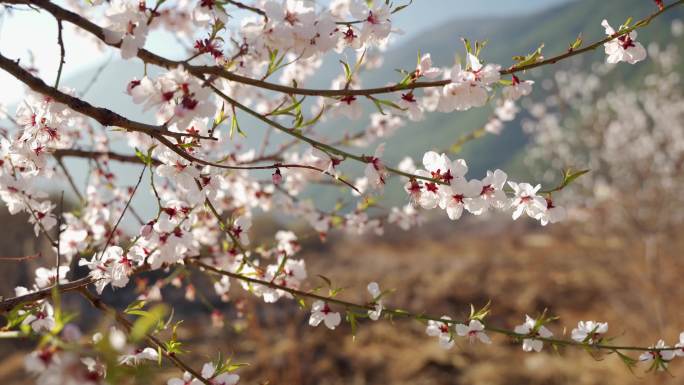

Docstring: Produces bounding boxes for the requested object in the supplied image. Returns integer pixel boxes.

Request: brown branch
[226,0,267,19]
[54,18,65,88]
[191,259,684,354]
[79,288,212,385]
[55,155,84,201]
[0,53,214,142]
[54,149,159,166]
[0,276,94,313]
[5,0,681,98]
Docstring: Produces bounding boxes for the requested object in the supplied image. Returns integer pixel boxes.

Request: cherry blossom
[537,198,567,226]
[571,321,608,344]
[197,362,240,385]
[440,53,501,112]
[0,0,679,381]
[601,20,647,64]
[367,282,384,321]
[364,144,388,192]
[102,0,149,59]
[118,347,159,366]
[34,266,69,289]
[426,316,455,349]
[231,216,252,245]
[22,301,55,333]
[675,332,684,357]
[466,169,508,215]
[513,315,553,352]
[638,340,675,368]
[502,75,534,101]
[455,320,492,344]
[308,300,341,330]
[415,53,442,79]
[349,0,393,44]
[508,182,546,220]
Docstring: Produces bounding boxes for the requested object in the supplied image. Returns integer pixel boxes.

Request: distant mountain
[61,0,684,212]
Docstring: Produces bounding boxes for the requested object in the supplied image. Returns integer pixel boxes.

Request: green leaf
[124,300,147,315]
[347,311,358,341]
[561,168,590,188]
[512,44,544,67]
[340,60,353,82]
[130,305,169,342]
[229,114,246,138]
[468,300,491,322]
[569,33,583,51]
[391,0,413,14]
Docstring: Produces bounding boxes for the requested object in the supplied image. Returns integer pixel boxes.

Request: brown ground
[1,210,683,384]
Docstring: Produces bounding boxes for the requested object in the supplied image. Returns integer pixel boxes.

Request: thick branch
[0,53,213,141]
[0,276,94,313]
[4,0,681,98]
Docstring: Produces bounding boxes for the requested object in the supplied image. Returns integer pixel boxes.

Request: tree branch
[4,0,681,98]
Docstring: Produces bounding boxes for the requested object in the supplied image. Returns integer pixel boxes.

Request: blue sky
[0,0,570,106]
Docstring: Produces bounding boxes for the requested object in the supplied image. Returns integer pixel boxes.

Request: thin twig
[191,260,683,354]
[98,164,147,259]
[54,18,65,88]
[79,288,213,385]
[55,155,84,202]
[55,191,64,291]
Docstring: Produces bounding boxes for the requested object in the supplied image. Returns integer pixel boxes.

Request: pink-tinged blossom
[365,144,388,192]
[118,347,159,366]
[601,20,647,65]
[502,75,534,101]
[536,197,567,226]
[309,300,341,330]
[440,53,501,112]
[415,53,442,79]
[349,0,392,44]
[22,301,55,333]
[28,201,57,236]
[639,340,675,368]
[231,216,252,245]
[34,266,69,289]
[674,332,684,357]
[441,178,482,220]
[466,169,508,215]
[367,282,384,321]
[513,315,553,352]
[455,320,492,344]
[571,320,608,344]
[508,181,546,220]
[102,0,149,59]
[198,362,240,385]
[426,316,454,349]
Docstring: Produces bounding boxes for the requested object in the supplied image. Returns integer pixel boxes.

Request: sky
[0,0,570,107]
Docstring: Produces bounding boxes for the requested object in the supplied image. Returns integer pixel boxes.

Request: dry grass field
[2,206,682,384]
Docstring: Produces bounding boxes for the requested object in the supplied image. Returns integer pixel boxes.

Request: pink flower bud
[272,168,283,185]
[140,220,154,238]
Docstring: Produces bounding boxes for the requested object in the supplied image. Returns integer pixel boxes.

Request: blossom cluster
[0,0,678,383]
[399,151,566,225]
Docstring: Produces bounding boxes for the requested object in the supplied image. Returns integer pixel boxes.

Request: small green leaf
[569,33,583,51]
[130,305,168,342]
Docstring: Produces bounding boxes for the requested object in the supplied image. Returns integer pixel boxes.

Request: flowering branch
[78,288,213,385]
[191,259,681,354]
[4,0,681,98]
[0,53,215,142]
